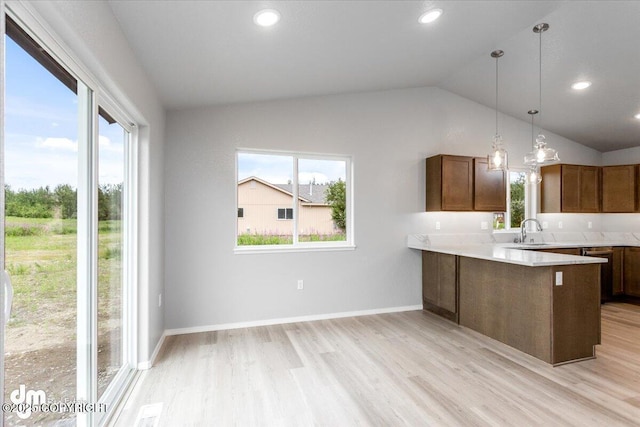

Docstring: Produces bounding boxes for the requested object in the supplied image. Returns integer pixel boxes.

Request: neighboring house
[237,176,337,236]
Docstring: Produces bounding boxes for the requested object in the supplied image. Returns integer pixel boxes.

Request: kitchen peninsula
[408,235,607,365]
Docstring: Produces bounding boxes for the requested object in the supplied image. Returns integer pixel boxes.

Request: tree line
[5,184,123,220]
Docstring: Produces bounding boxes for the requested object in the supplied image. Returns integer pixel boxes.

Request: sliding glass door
[1,9,136,426]
[3,20,80,425]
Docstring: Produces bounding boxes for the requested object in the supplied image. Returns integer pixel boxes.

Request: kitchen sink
[508,242,551,249]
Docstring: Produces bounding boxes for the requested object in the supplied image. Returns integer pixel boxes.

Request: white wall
[602,146,640,165]
[24,0,166,364]
[164,86,602,329]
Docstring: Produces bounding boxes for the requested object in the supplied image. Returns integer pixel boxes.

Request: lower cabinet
[422,251,457,322]
[624,247,640,297]
[613,247,624,296]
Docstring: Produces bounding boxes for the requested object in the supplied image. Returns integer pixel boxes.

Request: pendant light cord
[538,28,542,137]
[495,55,499,136]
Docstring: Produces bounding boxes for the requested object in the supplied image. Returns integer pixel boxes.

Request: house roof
[238,176,329,205]
[273,183,329,205]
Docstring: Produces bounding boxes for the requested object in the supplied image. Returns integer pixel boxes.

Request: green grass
[237,234,293,245]
[299,233,346,242]
[237,233,346,245]
[4,217,123,330]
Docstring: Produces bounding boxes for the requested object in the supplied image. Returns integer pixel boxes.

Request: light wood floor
[114,303,640,426]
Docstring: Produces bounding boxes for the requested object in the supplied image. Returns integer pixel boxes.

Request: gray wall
[27,0,166,363]
[164,86,602,330]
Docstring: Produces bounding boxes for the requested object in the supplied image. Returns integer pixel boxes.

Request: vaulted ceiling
[108,1,640,153]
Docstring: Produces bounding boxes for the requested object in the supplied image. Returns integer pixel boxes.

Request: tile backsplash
[421,212,639,235]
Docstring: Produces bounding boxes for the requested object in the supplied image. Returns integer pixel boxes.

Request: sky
[238,153,346,185]
[4,36,124,191]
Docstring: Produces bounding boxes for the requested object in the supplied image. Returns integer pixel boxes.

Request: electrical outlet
[558,221,563,229]
[158,293,162,307]
[435,221,441,230]
[297,280,304,290]
[588,221,593,229]
[481,221,488,230]
[542,221,548,228]
[555,271,563,286]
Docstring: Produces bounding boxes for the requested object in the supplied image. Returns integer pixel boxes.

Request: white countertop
[407,234,611,267]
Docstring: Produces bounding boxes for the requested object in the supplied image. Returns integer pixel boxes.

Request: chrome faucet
[520,218,543,243]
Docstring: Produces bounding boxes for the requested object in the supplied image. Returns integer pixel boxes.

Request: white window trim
[235,148,356,254]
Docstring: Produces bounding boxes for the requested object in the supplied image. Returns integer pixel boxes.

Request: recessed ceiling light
[419,9,443,24]
[254,9,280,27]
[571,81,592,90]
[634,113,640,120]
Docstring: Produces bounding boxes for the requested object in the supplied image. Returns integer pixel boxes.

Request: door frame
[1,3,138,425]
[0,1,7,423]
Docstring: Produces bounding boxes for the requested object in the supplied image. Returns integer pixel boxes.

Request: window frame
[494,167,532,232]
[277,207,294,220]
[235,148,355,254]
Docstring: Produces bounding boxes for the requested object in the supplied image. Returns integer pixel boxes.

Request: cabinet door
[536,248,582,256]
[602,165,636,212]
[422,251,457,316]
[474,158,506,211]
[540,164,562,213]
[422,251,439,304]
[561,165,581,212]
[438,253,457,313]
[613,247,624,296]
[579,166,600,212]
[623,247,640,297]
[441,156,473,211]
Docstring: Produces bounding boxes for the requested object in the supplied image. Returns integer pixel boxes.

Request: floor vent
[134,402,163,427]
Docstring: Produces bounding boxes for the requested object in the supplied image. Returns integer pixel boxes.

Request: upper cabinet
[474,157,507,211]
[540,164,600,213]
[426,155,473,211]
[602,165,638,212]
[426,154,506,212]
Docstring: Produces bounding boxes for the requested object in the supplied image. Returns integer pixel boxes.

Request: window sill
[234,243,356,255]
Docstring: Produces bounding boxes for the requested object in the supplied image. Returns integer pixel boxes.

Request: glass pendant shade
[488,135,508,170]
[524,134,560,166]
[528,165,543,184]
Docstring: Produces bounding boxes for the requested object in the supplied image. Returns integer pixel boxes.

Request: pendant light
[527,110,542,184]
[524,23,559,166]
[487,50,508,171]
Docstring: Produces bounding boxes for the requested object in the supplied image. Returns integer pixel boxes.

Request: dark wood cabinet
[602,165,637,212]
[426,155,506,212]
[536,248,582,256]
[540,164,600,213]
[426,155,473,211]
[474,157,506,211]
[624,247,640,297]
[422,251,457,322]
[613,247,624,296]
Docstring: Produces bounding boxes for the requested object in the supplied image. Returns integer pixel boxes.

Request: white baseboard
[137,331,166,370]
[164,304,423,337]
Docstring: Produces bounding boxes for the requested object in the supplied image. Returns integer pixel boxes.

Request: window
[277,208,294,220]
[236,150,353,251]
[494,170,528,230]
